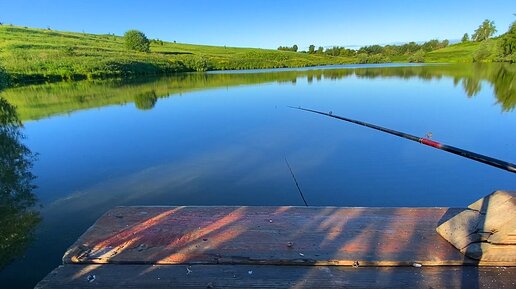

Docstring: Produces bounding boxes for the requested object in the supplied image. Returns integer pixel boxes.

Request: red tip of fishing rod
[420,138,442,148]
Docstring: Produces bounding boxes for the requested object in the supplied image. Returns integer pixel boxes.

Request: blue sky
[1,0,514,49]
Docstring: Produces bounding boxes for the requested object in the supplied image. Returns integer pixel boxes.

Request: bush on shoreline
[408,50,425,63]
[357,53,391,64]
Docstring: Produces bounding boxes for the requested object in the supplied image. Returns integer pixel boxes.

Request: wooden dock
[36,205,515,288]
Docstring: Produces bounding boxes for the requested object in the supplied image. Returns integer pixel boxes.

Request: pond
[0,63,515,288]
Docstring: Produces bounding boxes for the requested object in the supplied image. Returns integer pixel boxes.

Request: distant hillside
[425,42,482,62]
[0,25,353,84]
[0,24,511,86]
[425,40,500,63]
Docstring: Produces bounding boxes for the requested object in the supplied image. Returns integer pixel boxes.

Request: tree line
[277,45,299,52]
[279,39,449,56]
[461,19,497,42]
[124,16,515,64]
[460,18,515,62]
[276,17,515,63]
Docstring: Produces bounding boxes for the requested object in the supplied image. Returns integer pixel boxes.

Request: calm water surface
[0,64,515,288]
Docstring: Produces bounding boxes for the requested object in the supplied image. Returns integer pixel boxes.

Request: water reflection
[134,90,158,110]
[0,64,514,122]
[1,63,514,289]
[0,97,40,269]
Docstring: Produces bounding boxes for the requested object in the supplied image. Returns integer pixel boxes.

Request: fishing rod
[285,157,309,206]
[289,106,516,174]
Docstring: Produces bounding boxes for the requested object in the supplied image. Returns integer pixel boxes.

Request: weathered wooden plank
[63,206,502,266]
[35,264,516,289]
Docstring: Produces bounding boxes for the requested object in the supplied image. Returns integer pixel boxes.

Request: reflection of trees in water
[461,77,482,97]
[134,90,157,110]
[0,97,40,270]
[489,64,516,111]
[1,64,514,120]
[307,64,515,112]
[451,64,515,111]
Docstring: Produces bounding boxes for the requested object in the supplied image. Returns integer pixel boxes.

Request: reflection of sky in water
[27,74,515,211]
[1,65,515,288]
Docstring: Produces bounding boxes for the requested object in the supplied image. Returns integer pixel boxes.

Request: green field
[425,41,498,63]
[424,42,480,62]
[0,25,354,84]
[388,41,496,63]
[0,24,511,87]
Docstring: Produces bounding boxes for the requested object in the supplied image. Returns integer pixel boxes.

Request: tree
[358,45,384,55]
[308,45,315,54]
[324,46,340,56]
[421,39,440,52]
[0,96,40,269]
[461,33,469,43]
[339,47,355,57]
[134,91,157,110]
[472,19,497,42]
[408,50,425,63]
[498,21,516,61]
[277,45,298,52]
[124,30,150,52]
[399,42,420,54]
[356,53,390,64]
[317,46,324,54]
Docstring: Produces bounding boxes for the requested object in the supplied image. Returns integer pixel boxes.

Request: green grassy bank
[0,24,512,87]
[0,25,353,84]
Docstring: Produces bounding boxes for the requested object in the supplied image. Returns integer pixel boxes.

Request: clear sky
[1,0,514,49]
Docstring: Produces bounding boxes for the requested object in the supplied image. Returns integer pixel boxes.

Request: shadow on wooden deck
[33,205,516,288]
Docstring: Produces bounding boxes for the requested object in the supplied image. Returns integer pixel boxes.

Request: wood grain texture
[62,206,506,266]
[35,264,516,289]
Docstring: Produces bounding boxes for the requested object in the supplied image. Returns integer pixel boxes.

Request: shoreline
[3,62,446,88]
[0,25,498,89]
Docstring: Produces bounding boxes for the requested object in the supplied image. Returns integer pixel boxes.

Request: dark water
[0,63,515,288]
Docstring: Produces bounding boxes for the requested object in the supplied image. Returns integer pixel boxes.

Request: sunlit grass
[0,25,353,83]
[0,25,504,85]
[424,41,501,63]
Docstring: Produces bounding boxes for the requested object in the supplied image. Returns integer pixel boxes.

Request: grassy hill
[388,41,497,63]
[0,25,353,84]
[0,24,510,87]
[425,40,501,63]
[424,42,481,62]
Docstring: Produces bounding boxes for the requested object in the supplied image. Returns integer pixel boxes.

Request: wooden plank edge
[62,206,513,267]
[64,258,516,267]
[35,264,516,289]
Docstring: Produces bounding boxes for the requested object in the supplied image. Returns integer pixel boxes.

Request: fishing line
[285,157,309,207]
